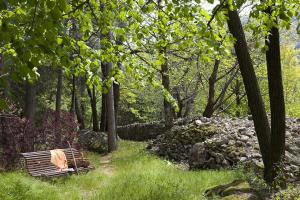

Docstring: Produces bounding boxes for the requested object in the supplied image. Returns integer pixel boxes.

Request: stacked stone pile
[147,116,300,181]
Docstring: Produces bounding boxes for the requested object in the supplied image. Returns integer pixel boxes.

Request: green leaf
[57,37,63,45]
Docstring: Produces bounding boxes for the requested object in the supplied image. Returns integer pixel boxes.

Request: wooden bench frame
[21,148,93,178]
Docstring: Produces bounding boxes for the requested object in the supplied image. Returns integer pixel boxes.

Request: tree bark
[55,68,63,118]
[234,79,241,117]
[100,62,107,132]
[226,8,272,177]
[24,80,36,121]
[87,85,99,131]
[70,75,76,116]
[203,60,219,118]
[113,82,120,127]
[79,77,86,127]
[105,62,117,152]
[102,30,117,151]
[161,51,173,128]
[264,8,286,183]
[75,89,85,129]
[114,21,125,127]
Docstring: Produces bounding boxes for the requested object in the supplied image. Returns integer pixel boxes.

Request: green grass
[0,141,244,200]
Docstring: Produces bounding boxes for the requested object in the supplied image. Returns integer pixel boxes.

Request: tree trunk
[115,21,125,127]
[100,62,107,132]
[226,8,272,178]
[161,52,173,128]
[70,75,76,116]
[102,30,117,151]
[203,60,219,118]
[24,80,36,121]
[75,89,85,129]
[264,8,286,183]
[87,85,99,131]
[55,68,63,118]
[184,98,194,117]
[105,62,117,152]
[79,77,86,127]
[234,79,241,117]
[113,82,120,127]
[172,87,181,118]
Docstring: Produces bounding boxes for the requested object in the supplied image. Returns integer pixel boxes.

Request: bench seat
[21,148,93,178]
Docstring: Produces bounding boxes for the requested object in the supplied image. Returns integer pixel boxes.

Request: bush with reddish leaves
[36,110,79,150]
[0,110,79,170]
[0,115,35,169]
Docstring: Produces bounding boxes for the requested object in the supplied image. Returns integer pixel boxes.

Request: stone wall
[117,121,167,141]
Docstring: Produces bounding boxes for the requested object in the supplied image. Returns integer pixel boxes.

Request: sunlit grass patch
[0,141,244,200]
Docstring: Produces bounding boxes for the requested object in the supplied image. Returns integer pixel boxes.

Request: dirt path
[99,154,114,177]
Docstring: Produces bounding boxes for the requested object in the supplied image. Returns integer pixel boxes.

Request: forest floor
[0,141,244,200]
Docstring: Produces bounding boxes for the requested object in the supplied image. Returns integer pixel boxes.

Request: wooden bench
[21,148,93,178]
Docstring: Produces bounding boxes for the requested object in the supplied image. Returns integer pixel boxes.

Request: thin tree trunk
[264,8,286,183]
[113,82,120,127]
[54,68,63,146]
[79,77,86,127]
[100,62,107,132]
[173,87,183,118]
[24,80,35,152]
[55,68,63,118]
[24,80,36,121]
[70,75,76,116]
[235,79,241,117]
[203,60,219,118]
[75,89,85,129]
[161,51,173,128]
[226,8,272,178]
[114,21,125,127]
[87,85,99,131]
[184,98,194,117]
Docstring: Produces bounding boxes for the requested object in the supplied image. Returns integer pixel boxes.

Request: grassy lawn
[0,141,244,200]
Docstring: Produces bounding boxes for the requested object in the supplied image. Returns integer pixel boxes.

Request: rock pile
[147,116,300,181]
[78,130,108,153]
[147,122,221,161]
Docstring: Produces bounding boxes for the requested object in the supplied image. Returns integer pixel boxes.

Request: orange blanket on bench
[50,149,68,171]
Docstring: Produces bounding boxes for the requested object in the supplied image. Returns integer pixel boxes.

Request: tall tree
[264,6,286,183]
[158,0,173,128]
[104,61,117,151]
[103,30,117,151]
[161,49,173,128]
[226,7,272,180]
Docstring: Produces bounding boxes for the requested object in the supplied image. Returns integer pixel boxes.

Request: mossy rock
[222,193,259,200]
[205,180,263,200]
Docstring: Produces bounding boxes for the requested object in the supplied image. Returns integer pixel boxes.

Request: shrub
[0,109,79,170]
[36,110,79,150]
[0,115,35,169]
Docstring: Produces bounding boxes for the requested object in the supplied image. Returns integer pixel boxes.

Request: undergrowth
[0,141,243,200]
